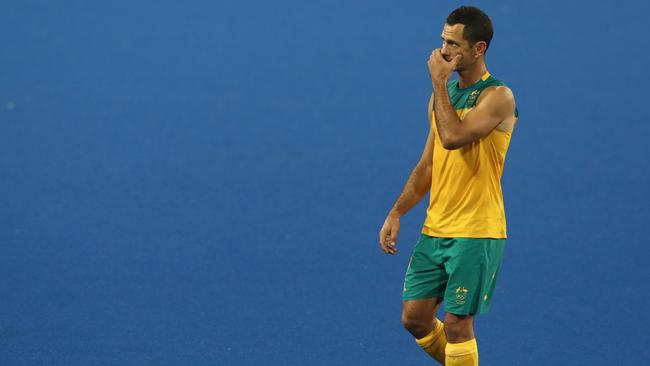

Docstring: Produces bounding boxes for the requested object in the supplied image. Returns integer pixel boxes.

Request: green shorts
[402,234,506,315]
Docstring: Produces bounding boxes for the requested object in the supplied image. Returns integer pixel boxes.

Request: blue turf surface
[1,0,649,364]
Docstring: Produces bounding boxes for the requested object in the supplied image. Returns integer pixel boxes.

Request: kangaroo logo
[455,286,469,304]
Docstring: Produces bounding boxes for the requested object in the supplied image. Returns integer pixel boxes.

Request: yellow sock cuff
[445,338,478,357]
[415,318,444,347]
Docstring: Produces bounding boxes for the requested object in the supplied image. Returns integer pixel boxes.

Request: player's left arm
[432,85,515,150]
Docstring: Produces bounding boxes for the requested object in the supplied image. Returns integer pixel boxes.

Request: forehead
[441,23,466,42]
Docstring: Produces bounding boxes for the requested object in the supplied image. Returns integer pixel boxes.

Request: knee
[443,313,474,342]
[401,311,429,337]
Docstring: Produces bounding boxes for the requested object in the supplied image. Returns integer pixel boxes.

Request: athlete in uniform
[378,6,517,366]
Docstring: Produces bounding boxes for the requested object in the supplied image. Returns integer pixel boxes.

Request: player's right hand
[379,213,400,255]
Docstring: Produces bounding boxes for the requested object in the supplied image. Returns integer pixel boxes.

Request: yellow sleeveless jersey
[422,72,517,239]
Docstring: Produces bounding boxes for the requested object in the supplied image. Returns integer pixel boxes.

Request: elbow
[442,142,462,150]
[440,136,462,150]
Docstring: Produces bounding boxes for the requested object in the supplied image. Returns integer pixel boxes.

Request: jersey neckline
[452,71,491,92]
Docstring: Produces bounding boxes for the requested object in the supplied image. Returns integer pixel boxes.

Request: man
[378,6,518,366]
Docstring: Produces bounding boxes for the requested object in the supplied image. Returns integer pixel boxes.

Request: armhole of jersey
[481,81,518,132]
[428,94,435,128]
[475,81,517,119]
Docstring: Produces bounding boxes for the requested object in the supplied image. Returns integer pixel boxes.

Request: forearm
[432,80,462,147]
[389,163,432,217]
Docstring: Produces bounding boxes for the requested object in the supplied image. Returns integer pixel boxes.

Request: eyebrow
[441,36,459,45]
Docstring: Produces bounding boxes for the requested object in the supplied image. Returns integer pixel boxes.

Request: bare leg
[401,297,443,339]
[443,312,474,343]
[444,313,478,365]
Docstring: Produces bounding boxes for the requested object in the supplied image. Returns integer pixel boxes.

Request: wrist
[432,78,447,89]
[388,209,402,219]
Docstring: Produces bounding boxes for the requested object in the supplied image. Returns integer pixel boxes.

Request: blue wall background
[1,0,649,365]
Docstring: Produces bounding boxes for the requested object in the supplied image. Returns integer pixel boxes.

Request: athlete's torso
[422,71,518,239]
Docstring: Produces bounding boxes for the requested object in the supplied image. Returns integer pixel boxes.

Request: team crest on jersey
[467,90,481,107]
[455,286,469,304]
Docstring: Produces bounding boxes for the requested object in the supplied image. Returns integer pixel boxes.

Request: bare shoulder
[477,85,515,107]
[477,86,516,132]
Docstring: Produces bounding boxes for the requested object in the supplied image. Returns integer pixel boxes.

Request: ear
[473,41,487,58]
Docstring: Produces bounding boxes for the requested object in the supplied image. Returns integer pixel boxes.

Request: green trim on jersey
[434,73,519,118]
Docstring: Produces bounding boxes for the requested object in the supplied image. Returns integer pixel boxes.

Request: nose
[441,43,450,56]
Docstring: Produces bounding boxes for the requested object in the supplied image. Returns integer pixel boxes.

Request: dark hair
[446,6,493,51]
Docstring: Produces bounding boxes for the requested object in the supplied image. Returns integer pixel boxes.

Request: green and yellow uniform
[403,72,518,315]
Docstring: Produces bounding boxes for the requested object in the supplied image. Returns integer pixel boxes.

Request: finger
[380,232,392,253]
[379,227,387,245]
[451,54,462,66]
[382,234,395,253]
[381,242,395,255]
[389,226,399,245]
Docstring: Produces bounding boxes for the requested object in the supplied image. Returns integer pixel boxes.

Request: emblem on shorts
[455,286,469,304]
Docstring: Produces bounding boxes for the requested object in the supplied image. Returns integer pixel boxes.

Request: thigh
[402,235,448,301]
[443,238,506,315]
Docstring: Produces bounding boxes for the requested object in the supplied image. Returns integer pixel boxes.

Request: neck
[456,59,487,88]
